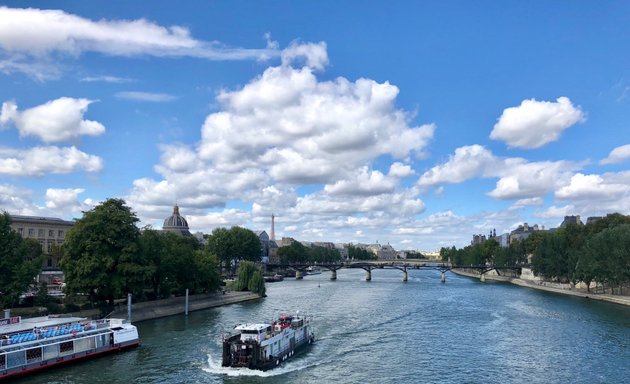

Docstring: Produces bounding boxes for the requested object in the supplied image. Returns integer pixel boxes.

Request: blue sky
[1,1,630,251]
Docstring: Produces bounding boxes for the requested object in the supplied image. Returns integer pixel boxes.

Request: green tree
[0,212,42,309]
[138,228,164,298]
[347,244,377,261]
[278,241,309,264]
[206,226,261,275]
[235,261,266,296]
[192,249,221,293]
[582,224,630,294]
[60,198,141,306]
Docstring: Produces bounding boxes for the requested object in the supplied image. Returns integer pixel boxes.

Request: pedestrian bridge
[265,261,522,282]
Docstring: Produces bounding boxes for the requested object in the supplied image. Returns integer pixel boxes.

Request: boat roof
[0,315,86,335]
[234,323,269,332]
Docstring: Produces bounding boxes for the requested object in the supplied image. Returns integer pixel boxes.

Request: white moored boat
[222,313,314,370]
[0,314,139,379]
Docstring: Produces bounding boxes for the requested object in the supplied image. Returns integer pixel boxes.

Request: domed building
[162,204,192,237]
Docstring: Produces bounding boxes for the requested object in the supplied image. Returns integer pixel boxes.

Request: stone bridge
[265,261,523,282]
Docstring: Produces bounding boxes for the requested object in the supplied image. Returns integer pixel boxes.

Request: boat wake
[203,354,322,377]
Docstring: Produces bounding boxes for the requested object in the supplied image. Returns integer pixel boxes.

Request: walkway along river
[15,268,630,383]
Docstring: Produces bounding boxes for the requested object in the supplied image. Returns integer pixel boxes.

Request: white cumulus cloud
[0,184,37,214]
[490,97,585,149]
[419,144,582,200]
[487,160,579,200]
[418,145,497,186]
[555,173,629,201]
[128,43,434,225]
[324,167,397,196]
[0,146,103,176]
[45,188,92,212]
[0,97,105,143]
[600,144,630,165]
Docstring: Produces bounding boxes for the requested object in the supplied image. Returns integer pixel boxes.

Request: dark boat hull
[222,334,314,371]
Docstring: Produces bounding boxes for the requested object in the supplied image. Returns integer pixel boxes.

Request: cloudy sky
[1,2,629,251]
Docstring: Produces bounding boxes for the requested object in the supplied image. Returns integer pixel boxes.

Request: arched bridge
[265,261,522,282]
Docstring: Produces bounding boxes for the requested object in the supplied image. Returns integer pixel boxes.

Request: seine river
[16,269,630,383]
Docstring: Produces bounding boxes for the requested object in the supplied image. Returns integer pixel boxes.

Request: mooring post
[403,270,408,282]
[185,288,189,316]
[127,293,132,322]
[331,269,337,281]
[441,271,446,283]
[296,270,303,280]
[366,268,372,281]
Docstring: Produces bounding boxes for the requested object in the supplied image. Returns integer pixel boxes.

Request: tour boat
[222,313,314,370]
[0,315,139,379]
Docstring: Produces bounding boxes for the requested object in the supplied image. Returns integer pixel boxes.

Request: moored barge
[0,315,139,379]
[222,314,314,370]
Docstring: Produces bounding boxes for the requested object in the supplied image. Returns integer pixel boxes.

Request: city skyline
[1,2,630,250]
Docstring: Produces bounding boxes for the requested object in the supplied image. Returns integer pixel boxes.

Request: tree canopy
[441,213,630,294]
[235,261,266,296]
[0,212,42,309]
[61,198,142,305]
[61,199,222,308]
[347,244,376,261]
[139,229,220,297]
[277,241,342,264]
[205,226,262,274]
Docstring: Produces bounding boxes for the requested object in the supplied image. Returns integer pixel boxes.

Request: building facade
[9,215,74,270]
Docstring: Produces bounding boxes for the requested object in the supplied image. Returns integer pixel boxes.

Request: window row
[16,228,65,238]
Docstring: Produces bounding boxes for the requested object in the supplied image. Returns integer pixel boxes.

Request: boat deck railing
[0,323,113,352]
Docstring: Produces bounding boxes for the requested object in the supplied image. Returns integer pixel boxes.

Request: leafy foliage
[206,226,262,274]
[439,239,501,266]
[235,261,266,296]
[277,241,342,264]
[347,244,377,261]
[137,229,220,298]
[0,212,43,309]
[61,199,221,308]
[441,213,630,294]
[61,199,141,305]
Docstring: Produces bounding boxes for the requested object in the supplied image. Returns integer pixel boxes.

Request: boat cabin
[234,324,271,343]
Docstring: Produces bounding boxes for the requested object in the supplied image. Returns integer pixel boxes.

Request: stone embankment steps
[109,291,262,322]
[451,268,630,307]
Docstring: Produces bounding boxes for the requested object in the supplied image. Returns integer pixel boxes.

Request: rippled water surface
[16,269,630,383]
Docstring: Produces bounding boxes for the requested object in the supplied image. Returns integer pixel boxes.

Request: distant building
[471,234,487,245]
[510,222,539,243]
[8,214,74,270]
[379,244,397,260]
[366,243,397,260]
[254,230,270,262]
[496,233,510,248]
[334,243,349,260]
[586,216,602,225]
[268,240,280,263]
[559,215,583,228]
[312,241,335,250]
[162,205,192,237]
[193,232,207,245]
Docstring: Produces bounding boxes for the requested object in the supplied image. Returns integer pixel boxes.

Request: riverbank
[450,268,630,307]
[109,291,262,322]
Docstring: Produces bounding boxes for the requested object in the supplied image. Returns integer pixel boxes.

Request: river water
[16,269,630,383]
